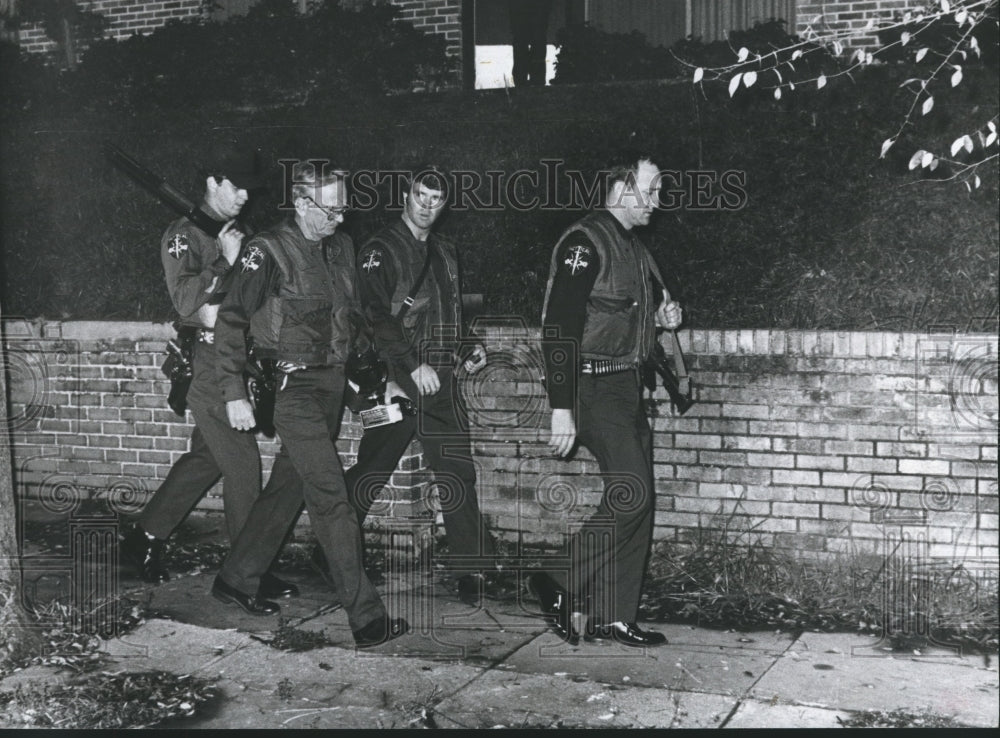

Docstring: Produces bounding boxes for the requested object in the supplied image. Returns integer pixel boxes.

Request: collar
[596,208,633,239]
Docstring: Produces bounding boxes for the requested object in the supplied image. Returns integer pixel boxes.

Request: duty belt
[580,359,639,376]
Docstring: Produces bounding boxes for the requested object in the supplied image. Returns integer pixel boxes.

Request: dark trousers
[549,371,656,625]
[219,366,386,631]
[139,340,261,544]
[345,366,496,567]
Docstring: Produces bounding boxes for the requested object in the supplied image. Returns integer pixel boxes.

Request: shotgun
[104,143,226,237]
[642,332,695,415]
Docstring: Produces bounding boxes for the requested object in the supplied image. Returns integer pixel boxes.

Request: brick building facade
[15,1,926,70]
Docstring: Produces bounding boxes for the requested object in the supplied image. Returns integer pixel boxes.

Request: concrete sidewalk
[8,559,996,730]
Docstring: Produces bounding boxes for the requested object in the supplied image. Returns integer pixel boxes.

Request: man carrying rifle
[211,162,408,647]
[530,156,682,647]
[121,142,297,603]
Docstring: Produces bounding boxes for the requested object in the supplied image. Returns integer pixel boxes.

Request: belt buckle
[197,329,215,345]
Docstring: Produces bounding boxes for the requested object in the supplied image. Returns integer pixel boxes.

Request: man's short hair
[290,161,347,202]
[606,155,658,189]
[406,164,449,200]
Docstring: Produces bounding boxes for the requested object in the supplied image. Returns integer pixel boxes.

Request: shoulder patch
[166,233,189,260]
[240,243,266,273]
[360,249,383,273]
[562,243,593,276]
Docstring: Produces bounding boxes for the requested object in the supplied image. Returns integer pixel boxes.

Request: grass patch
[640,521,999,656]
[0,670,218,729]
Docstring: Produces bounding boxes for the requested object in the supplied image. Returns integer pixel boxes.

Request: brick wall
[795,1,923,49]
[3,319,432,544]
[16,1,462,63]
[17,1,207,55]
[5,318,997,571]
[391,0,463,58]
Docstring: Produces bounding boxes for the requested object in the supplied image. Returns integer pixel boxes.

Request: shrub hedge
[1,3,996,330]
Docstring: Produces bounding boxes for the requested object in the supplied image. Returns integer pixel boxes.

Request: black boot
[527,572,579,645]
[120,523,169,583]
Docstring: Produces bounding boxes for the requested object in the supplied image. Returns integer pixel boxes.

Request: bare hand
[217,220,244,265]
[226,398,256,431]
[384,380,409,404]
[410,363,440,396]
[548,408,576,458]
[462,344,488,375]
[656,299,683,330]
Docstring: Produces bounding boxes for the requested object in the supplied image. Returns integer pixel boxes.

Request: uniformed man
[348,165,500,606]
[120,142,296,602]
[530,156,682,647]
[212,162,407,647]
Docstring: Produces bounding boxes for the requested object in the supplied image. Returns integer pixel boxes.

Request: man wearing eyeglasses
[211,161,408,648]
[349,165,501,607]
[530,156,682,647]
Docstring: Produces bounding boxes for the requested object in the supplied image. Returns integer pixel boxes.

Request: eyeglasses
[304,195,348,221]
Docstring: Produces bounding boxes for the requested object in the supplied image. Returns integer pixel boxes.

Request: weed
[640,518,999,655]
[0,670,218,728]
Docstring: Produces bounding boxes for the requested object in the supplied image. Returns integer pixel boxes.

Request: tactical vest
[249,220,356,366]
[542,211,659,363]
[369,220,462,348]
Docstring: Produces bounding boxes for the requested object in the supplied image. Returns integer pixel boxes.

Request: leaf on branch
[792,49,803,61]
[950,135,973,156]
[908,150,928,170]
[737,46,750,62]
[970,36,980,57]
[865,52,874,65]
[984,130,997,148]
[774,87,782,100]
[743,70,758,88]
[880,138,895,158]
[916,47,929,62]
[789,80,795,91]
[955,8,967,24]
[951,67,963,87]
[922,151,935,168]
[729,73,743,97]
[922,95,934,115]
[693,67,704,84]
[773,68,783,83]
[901,31,911,46]
[928,156,939,171]
[939,0,950,13]
[817,74,827,90]
[974,174,981,189]
[898,77,922,88]
[833,40,844,56]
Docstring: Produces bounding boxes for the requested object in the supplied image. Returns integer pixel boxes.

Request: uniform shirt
[356,220,461,375]
[542,228,602,410]
[160,203,235,327]
[543,211,664,410]
[215,220,353,402]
